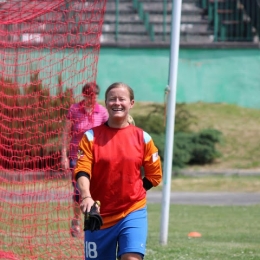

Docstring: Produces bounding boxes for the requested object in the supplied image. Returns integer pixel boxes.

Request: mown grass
[153,175,260,193]
[1,202,259,260]
[146,204,260,260]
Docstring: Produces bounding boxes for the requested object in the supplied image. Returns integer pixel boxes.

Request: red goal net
[0,0,106,258]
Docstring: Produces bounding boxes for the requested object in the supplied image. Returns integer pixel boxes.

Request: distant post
[159,0,182,245]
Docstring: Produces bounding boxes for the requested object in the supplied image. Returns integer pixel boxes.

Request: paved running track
[147,191,260,206]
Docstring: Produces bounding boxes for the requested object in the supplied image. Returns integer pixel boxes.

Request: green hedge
[134,103,223,168]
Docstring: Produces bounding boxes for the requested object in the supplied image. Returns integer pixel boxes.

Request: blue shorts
[84,207,147,260]
[70,159,80,203]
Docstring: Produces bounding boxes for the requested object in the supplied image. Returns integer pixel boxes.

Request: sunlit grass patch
[146,204,260,260]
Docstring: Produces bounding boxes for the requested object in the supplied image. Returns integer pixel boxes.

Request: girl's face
[82,92,98,107]
[105,86,134,120]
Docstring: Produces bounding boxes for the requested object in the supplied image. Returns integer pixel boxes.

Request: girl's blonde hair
[105,82,134,101]
[127,115,135,125]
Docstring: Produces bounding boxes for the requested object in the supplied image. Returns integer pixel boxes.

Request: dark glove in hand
[84,201,103,232]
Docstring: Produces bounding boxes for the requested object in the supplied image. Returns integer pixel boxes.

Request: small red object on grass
[188,231,202,238]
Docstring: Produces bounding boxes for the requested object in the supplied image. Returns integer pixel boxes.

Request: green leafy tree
[0,73,74,170]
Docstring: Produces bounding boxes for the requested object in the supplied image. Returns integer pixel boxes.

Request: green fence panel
[97,48,260,109]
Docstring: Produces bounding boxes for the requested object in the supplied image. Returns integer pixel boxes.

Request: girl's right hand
[80,196,95,214]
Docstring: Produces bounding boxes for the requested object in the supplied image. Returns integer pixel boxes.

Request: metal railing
[199,0,260,42]
[115,0,119,41]
[103,0,260,45]
[163,0,168,41]
[132,0,155,41]
[105,0,170,43]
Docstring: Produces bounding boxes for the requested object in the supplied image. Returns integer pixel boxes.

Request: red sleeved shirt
[74,124,162,228]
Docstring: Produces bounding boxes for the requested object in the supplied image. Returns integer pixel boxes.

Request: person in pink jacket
[61,82,108,237]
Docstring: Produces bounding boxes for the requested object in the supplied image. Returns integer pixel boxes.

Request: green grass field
[146,204,260,260]
[153,175,260,192]
[1,202,259,259]
[130,102,260,171]
[1,174,259,259]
